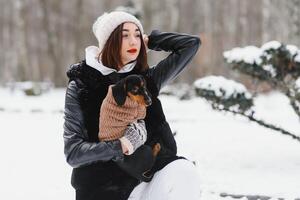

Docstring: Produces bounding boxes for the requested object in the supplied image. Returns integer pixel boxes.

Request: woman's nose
[129,36,138,46]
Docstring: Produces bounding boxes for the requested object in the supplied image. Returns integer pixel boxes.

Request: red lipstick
[127,48,137,53]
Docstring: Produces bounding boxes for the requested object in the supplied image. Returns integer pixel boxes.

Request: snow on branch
[223,46,263,65]
[218,41,300,141]
[224,41,300,83]
[193,76,300,142]
[295,78,300,92]
[194,76,253,113]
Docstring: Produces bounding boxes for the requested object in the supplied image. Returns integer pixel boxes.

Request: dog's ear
[112,79,127,106]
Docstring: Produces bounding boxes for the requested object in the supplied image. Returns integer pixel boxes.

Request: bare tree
[39,0,66,86]
[14,0,30,81]
[1,0,300,87]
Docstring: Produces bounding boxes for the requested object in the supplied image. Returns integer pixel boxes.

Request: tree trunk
[14,0,30,81]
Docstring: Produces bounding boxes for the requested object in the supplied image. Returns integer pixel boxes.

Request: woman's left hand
[120,120,147,155]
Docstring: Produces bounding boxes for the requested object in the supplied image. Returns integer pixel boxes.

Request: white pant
[128,159,202,200]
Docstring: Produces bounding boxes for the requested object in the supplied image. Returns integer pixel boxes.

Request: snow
[295,51,300,63]
[224,41,300,66]
[296,78,300,92]
[223,46,263,65]
[261,41,282,51]
[0,87,64,113]
[262,64,277,77]
[286,45,298,56]
[194,76,252,99]
[1,87,300,200]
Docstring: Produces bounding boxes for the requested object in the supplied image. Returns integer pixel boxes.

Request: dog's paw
[152,143,161,157]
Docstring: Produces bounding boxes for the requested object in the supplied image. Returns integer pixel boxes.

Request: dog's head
[112,75,152,107]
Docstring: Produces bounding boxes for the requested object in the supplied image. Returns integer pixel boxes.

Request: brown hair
[99,23,148,72]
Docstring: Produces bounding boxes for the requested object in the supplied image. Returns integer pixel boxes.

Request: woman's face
[120,22,141,66]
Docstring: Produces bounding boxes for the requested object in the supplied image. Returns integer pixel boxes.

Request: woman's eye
[135,34,141,38]
[122,34,128,38]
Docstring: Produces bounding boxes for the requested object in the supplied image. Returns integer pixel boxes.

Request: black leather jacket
[64,30,201,168]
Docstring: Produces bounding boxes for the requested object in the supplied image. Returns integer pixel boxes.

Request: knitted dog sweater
[99,85,146,141]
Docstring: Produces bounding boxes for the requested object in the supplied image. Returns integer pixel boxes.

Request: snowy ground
[0,87,300,200]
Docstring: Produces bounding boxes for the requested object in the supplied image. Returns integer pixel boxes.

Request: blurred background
[1,0,300,88]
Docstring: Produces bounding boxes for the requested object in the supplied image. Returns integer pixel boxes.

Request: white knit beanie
[92,11,144,53]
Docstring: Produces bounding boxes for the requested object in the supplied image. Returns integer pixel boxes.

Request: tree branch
[215,107,300,142]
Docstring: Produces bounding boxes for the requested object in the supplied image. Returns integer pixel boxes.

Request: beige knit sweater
[98,85,146,141]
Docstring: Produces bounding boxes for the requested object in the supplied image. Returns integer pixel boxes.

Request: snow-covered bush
[194,41,300,142]
[224,41,300,123]
[224,41,300,82]
[194,76,253,113]
[292,77,300,116]
[295,78,300,95]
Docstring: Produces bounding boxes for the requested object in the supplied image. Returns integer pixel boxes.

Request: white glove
[119,120,147,155]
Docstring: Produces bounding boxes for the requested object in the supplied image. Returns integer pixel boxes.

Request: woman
[64,11,201,200]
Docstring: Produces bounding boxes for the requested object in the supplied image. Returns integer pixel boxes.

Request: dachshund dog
[98,74,161,181]
[112,75,161,157]
[111,74,161,157]
[112,74,152,107]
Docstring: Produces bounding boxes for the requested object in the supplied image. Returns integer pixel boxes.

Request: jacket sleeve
[146,30,201,91]
[63,81,124,168]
